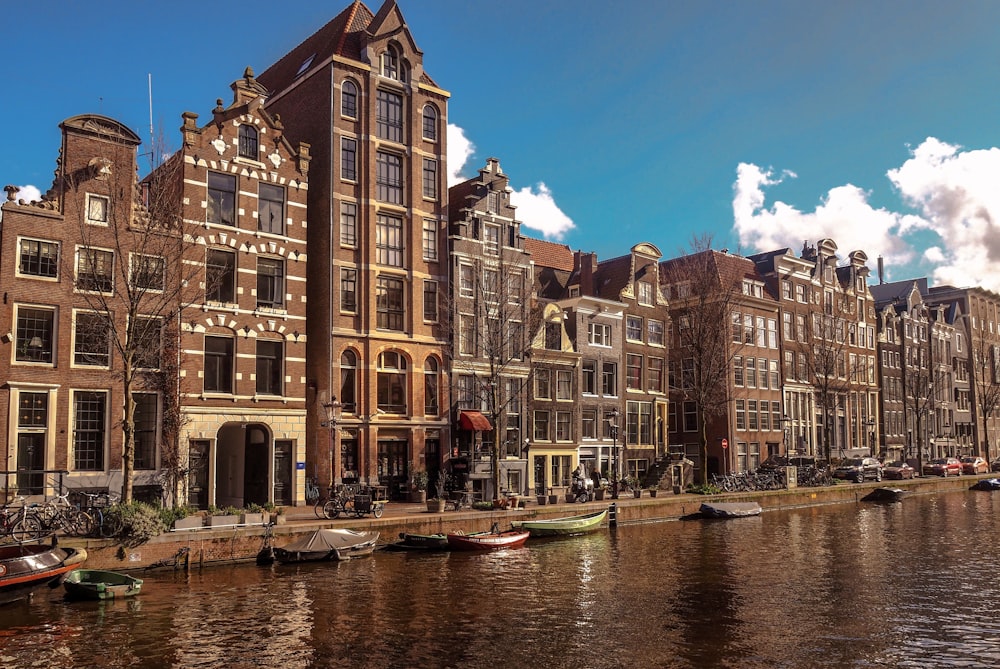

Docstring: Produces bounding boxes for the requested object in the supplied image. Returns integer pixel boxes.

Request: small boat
[862,487,907,502]
[0,543,88,606]
[511,509,608,537]
[446,529,529,551]
[274,528,379,563]
[970,478,1000,491]
[64,569,143,600]
[386,532,450,551]
[699,502,762,519]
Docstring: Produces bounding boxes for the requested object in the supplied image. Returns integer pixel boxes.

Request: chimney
[575,250,596,296]
[878,256,885,284]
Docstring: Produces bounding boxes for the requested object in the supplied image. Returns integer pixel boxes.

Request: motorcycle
[571,475,594,503]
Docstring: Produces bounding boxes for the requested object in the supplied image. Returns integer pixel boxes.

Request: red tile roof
[524,237,574,272]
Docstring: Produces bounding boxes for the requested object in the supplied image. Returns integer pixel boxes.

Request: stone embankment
[63,474,981,571]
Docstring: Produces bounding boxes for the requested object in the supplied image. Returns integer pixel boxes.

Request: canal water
[3,489,1000,668]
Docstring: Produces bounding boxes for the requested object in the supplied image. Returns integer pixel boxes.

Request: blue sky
[4,1,1000,290]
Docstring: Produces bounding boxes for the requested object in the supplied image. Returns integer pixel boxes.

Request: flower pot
[548,494,559,505]
[648,489,658,498]
[537,495,548,506]
[632,490,642,499]
[594,489,606,501]
[274,514,287,525]
[426,498,446,513]
[410,490,427,504]
[565,492,576,503]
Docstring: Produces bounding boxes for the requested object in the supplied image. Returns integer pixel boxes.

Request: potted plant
[594,482,608,501]
[207,505,240,527]
[536,492,548,505]
[410,469,429,503]
[426,472,447,513]
[648,487,658,498]
[241,503,267,525]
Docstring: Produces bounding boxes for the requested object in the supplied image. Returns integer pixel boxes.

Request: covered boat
[447,529,529,551]
[64,569,142,600]
[387,532,450,551]
[274,529,379,563]
[862,487,907,502]
[970,478,1000,491]
[0,543,88,605]
[699,502,762,519]
[511,509,608,537]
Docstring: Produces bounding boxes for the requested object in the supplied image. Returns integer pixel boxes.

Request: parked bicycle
[322,484,363,519]
[0,496,42,543]
[76,490,122,538]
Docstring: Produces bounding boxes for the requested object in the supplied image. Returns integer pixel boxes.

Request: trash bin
[671,459,695,494]
[785,465,797,489]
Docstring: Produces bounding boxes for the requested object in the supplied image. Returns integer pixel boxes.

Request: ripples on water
[3,491,1000,668]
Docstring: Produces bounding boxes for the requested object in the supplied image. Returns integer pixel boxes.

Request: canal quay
[63,474,980,571]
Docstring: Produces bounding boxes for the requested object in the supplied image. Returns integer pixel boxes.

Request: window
[376,152,403,204]
[638,281,653,305]
[796,283,806,303]
[683,401,698,432]
[376,351,407,413]
[557,370,573,400]
[256,339,283,395]
[131,254,164,291]
[76,248,114,293]
[73,311,110,367]
[556,412,572,441]
[133,316,162,369]
[544,322,562,350]
[582,410,597,439]
[423,280,438,321]
[422,158,438,199]
[758,358,768,389]
[341,138,357,181]
[748,400,758,431]
[295,54,315,78]
[459,264,474,298]
[15,306,54,363]
[340,350,358,413]
[206,249,236,303]
[422,105,438,141]
[133,392,158,470]
[770,360,780,388]
[781,280,792,300]
[376,214,403,267]
[487,191,500,213]
[647,357,664,393]
[18,238,59,278]
[422,219,438,261]
[424,358,439,416]
[204,336,234,393]
[86,194,109,225]
[458,314,476,355]
[457,374,475,410]
[648,319,664,346]
[484,224,500,255]
[340,268,357,312]
[536,369,551,399]
[483,269,499,302]
[256,257,285,308]
[341,80,358,118]
[207,172,236,226]
[745,357,756,388]
[258,183,284,235]
[340,202,357,246]
[376,90,403,142]
[73,391,106,471]
[533,411,550,441]
[602,362,618,396]
[238,124,258,159]
[626,354,642,390]
[626,316,642,341]
[583,360,597,395]
[681,358,695,390]
[376,276,404,331]
[589,323,611,346]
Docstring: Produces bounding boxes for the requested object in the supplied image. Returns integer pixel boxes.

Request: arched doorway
[215,422,271,508]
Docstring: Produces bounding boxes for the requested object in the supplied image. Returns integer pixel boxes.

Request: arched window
[380,44,407,81]
[341,80,358,118]
[422,105,438,142]
[340,350,358,413]
[238,125,258,159]
[424,357,439,416]
[377,351,408,413]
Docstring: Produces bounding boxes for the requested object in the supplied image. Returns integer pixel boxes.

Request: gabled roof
[524,237,574,271]
[660,249,770,297]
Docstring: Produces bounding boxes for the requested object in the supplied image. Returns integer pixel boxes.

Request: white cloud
[511,182,575,240]
[12,184,42,203]
[447,123,475,187]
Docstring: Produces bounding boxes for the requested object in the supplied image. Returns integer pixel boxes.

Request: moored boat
[510,509,608,537]
[446,529,529,551]
[0,543,88,605]
[386,532,450,551]
[970,478,1000,491]
[274,529,379,563]
[862,487,907,502]
[699,502,762,519]
[64,569,143,600]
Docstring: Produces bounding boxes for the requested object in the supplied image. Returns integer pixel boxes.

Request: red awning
[459,410,492,432]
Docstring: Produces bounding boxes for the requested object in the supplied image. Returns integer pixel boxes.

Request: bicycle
[0,496,43,543]
[33,491,93,537]
[322,484,361,519]
[78,491,122,538]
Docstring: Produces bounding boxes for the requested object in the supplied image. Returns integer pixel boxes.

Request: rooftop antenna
[148,73,155,171]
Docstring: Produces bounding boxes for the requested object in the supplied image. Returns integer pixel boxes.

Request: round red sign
[721,438,729,449]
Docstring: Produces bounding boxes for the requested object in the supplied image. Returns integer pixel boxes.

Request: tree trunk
[121,379,136,503]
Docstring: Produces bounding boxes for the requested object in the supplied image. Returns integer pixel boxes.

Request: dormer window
[381,45,401,80]
[238,125,258,159]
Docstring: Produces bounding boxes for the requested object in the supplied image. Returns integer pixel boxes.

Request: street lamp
[321,396,342,484]
[777,414,791,459]
[606,408,620,499]
[865,418,876,458]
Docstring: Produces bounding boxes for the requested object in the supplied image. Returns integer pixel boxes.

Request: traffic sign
[721,438,729,449]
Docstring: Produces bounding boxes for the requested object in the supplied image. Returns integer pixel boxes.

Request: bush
[688,484,722,495]
[471,501,494,511]
[106,501,166,547]
[158,505,194,528]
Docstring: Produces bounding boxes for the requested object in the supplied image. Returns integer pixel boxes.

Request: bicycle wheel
[12,513,43,542]
[70,510,95,537]
[100,512,123,538]
[372,504,383,519]
[314,497,327,518]
[322,499,341,519]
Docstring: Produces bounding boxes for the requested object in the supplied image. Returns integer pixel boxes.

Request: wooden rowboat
[0,543,88,606]
[274,529,379,563]
[511,509,608,537]
[387,532,450,551]
[64,569,143,600]
[699,502,762,519]
[446,529,529,551]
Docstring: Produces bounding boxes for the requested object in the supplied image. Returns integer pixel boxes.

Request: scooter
[571,475,594,503]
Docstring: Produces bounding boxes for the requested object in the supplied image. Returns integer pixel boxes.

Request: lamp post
[606,408,620,499]
[865,418,876,458]
[321,396,342,485]
[778,414,791,459]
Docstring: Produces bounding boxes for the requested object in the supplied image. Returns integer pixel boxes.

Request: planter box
[173,516,205,531]
[536,495,548,506]
[207,514,239,527]
[548,495,559,505]
[241,513,265,525]
[426,498,446,513]
[274,514,287,525]
[594,490,606,501]
[410,490,427,504]
[632,490,643,499]
[649,489,658,498]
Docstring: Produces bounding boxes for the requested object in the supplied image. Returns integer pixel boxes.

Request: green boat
[64,569,143,600]
[511,509,608,537]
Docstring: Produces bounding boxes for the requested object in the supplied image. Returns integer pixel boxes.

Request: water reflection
[4,492,1000,668]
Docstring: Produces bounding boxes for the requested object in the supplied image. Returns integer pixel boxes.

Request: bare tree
[968,330,1000,464]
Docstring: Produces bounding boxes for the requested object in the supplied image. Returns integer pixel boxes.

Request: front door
[273,440,292,506]
[16,433,45,496]
[534,455,546,495]
[188,440,210,509]
[378,440,408,500]
[243,425,270,506]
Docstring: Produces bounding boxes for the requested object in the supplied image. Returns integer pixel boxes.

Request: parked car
[923,457,962,477]
[992,458,1000,473]
[833,457,883,483]
[961,456,989,475]
[883,460,916,480]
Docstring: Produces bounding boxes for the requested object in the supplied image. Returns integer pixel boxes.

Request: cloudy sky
[3,1,1000,291]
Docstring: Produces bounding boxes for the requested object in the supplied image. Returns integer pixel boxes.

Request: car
[833,457,883,483]
[961,456,989,475]
[991,458,1000,473]
[923,457,962,477]
[883,460,916,480]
